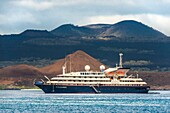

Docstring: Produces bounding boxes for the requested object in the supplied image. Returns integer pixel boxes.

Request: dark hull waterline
[35,84,150,94]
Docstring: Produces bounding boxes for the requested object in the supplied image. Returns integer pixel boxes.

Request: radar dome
[100,65,105,71]
[85,65,90,71]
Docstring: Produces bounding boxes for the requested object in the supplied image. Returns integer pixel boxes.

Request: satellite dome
[85,65,90,71]
[100,65,105,71]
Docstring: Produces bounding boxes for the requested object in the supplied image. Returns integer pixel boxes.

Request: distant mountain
[99,20,166,39]
[20,30,55,38]
[0,20,168,41]
[51,24,95,37]
[0,29,56,41]
[49,20,168,41]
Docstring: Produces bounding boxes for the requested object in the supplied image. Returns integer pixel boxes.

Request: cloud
[0,12,38,34]
[0,13,37,25]
[1,0,170,35]
[12,0,56,11]
[11,0,89,11]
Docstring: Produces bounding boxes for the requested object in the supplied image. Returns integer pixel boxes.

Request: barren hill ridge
[40,50,105,75]
[0,64,42,77]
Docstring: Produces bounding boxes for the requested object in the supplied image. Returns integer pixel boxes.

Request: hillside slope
[99,20,166,39]
[0,64,43,87]
[40,50,105,76]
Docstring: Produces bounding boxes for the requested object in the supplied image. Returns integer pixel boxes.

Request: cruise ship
[34,53,150,93]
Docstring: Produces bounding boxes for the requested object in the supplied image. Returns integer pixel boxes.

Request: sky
[0,0,170,36]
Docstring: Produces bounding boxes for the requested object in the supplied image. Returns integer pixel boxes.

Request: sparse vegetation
[124,60,152,66]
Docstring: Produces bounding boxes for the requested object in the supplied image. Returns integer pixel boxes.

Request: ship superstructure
[34,53,150,93]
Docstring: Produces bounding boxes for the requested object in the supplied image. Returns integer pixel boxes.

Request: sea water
[0,90,169,113]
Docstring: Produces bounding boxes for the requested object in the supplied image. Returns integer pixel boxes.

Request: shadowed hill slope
[100,20,166,39]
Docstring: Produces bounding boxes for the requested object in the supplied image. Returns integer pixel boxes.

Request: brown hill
[0,64,43,87]
[138,71,170,90]
[40,50,106,76]
[0,64,42,77]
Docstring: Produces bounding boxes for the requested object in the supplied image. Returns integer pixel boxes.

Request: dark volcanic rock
[51,24,95,37]
[100,20,166,40]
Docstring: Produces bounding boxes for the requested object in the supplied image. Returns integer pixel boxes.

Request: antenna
[62,64,66,75]
[136,71,139,78]
[70,55,72,73]
[119,53,123,68]
[65,55,67,73]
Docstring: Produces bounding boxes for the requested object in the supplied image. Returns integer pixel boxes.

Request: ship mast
[119,53,123,68]
[70,55,72,73]
[62,55,67,75]
[62,63,66,75]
